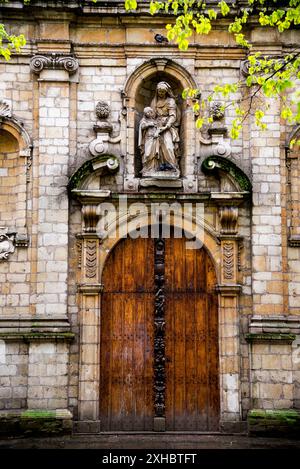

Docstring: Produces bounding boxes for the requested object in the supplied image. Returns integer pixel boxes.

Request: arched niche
[286,125,300,244]
[0,116,32,232]
[122,59,199,184]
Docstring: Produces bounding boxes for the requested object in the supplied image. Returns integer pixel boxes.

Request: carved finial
[0,100,12,118]
[96,101,110,121]
[210,102,225,121]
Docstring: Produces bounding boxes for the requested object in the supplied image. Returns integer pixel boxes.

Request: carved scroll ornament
[30,54,79,74]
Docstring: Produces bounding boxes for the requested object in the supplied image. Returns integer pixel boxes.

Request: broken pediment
[68,154,120,197]
[201,155,252,193]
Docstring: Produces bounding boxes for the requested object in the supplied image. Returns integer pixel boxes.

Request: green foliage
[1,1,300,143]
[0,23,26,61]
[125,0,300,142]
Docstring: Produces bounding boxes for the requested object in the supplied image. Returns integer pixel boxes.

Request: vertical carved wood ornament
[154,237,166,422]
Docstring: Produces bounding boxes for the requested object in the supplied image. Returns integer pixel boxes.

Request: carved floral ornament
[30,54,79,74]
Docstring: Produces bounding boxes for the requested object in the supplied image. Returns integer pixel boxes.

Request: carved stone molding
[85,240,97,279]
[248,315,300,335]
[30,54,79,75]
[82,205,100,233]
[223,241,234,280]
[0,100,12,118]
[0,229,15,261]
[77,284,103,295]
[219,206,238,235]
[216,284,242,296]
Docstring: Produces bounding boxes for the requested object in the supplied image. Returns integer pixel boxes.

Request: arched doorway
[100,235,219,431]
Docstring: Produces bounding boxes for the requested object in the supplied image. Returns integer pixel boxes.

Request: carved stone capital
[30,54,79,75]
[216,284,242,296]
[219,206,238,234]
[77,284,103,295]
[82,205,100,233]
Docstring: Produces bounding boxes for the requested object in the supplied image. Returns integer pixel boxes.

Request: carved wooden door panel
[100,236,219,431]
[100,237,154,431]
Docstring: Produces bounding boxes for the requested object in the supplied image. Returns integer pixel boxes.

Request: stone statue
[138,81,180,177]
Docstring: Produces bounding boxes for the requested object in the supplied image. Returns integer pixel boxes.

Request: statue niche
[137,80,181,179]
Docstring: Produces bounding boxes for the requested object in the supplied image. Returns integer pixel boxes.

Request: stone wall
[0,1,299,434]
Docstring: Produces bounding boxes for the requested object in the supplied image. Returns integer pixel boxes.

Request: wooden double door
[100,235,219,431]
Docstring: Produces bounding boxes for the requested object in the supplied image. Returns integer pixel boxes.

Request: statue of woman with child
[138,81,181,176]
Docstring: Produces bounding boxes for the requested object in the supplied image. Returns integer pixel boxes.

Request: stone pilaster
[30,54,78,317]
[217,204,242,429]
[76,204,102,429]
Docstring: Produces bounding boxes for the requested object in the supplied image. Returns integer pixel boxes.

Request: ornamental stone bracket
[199,127,231,160]
[219,206,239,235]
[89,101,121,157]
[30,53,79,81]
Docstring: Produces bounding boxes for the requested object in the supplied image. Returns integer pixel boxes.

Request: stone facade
[0,0,299,434]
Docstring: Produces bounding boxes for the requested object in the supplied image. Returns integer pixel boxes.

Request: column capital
[30,53,79,78]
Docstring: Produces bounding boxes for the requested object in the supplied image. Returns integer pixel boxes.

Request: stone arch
[123,58,197,106]
[0,116,32,155]
[0,115,32,232]
[122,59,199,182]
[98,212,221,283]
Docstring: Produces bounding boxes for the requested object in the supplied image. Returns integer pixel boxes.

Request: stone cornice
[249,315,300,335]
[216,284,242,296]
[0,332,75,342]
[245,333,296,344]
[77,283,104,294]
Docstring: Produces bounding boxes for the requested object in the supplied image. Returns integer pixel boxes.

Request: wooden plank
[100,237,154,431]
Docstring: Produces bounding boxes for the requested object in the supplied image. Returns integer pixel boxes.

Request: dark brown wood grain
[100,235,219,431]
[164,238,219,431]
[100,237,154,431]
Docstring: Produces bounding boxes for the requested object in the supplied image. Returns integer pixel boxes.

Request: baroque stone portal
[138,81,180,178]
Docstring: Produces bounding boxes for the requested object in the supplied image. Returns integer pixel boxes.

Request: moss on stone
[21,410,57,419]
[245,333,296,343]
[248,409,300,436]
